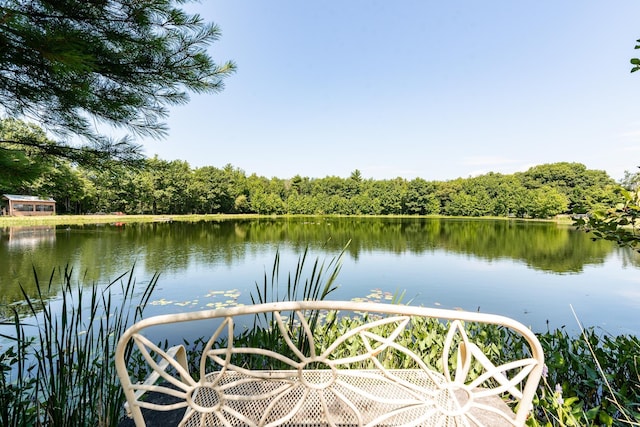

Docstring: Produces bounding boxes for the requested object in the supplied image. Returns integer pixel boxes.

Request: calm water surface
[1,217,639,337]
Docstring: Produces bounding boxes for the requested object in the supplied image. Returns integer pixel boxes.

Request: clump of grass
[0,266,159,427]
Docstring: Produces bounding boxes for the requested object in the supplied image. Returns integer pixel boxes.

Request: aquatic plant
[0,266,158,426]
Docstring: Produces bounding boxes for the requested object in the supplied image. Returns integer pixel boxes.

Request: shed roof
[2,194,56,202]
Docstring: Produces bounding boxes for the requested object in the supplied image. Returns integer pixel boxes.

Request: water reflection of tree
[159,218,613,273]
[0,218,619,308]
[239,218,613,273]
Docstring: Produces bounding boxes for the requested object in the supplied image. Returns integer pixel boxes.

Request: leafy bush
[575,186,640,253]
[531,326,640,426]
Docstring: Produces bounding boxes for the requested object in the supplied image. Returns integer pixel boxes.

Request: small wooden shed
[1,194,56,216]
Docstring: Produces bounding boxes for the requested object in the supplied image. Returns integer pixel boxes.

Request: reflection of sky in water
[142,246,640,337]
[6,234,56,249]
[337,250,640,335]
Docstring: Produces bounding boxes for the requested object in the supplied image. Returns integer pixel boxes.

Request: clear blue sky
[140,1,640,182]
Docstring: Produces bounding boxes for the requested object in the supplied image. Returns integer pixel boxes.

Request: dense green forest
[2,151,623,218]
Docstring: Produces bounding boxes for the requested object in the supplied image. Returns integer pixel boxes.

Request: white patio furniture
[116,301,544,427]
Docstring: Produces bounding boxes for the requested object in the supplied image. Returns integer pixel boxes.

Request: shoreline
[0,213,567,227]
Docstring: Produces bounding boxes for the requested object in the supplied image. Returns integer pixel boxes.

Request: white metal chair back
[116,301,544,427]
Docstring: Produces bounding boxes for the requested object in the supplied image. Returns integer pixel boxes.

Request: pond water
[1,217,639,338]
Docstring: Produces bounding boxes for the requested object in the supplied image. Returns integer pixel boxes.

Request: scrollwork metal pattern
[116,301,544,427]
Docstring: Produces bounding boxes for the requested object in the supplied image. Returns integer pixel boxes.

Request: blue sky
[140,1,640,182]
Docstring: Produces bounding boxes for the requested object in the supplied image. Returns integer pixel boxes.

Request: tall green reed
[250,243,348,306]
[179,245,348,375]
[0,309,36,427]
[219,243,347,369]
[0,266,159,427]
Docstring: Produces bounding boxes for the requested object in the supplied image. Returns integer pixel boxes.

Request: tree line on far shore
[3,146,628,219]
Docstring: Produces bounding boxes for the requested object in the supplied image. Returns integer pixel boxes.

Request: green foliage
[529,326,640,426]
[0,118,55,191]
[405,178,441,215]
[0,0,234,176]
[314,313,447,370]
[36,159,615,218]
[575,180,640,253]
[631,39,640,73]
[3,140,620,218]
[525,186,570,219]
[0,266,159,426]
[518,162,617,215]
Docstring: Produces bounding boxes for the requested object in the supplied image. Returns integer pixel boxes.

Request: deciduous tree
[0,118,53,190]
